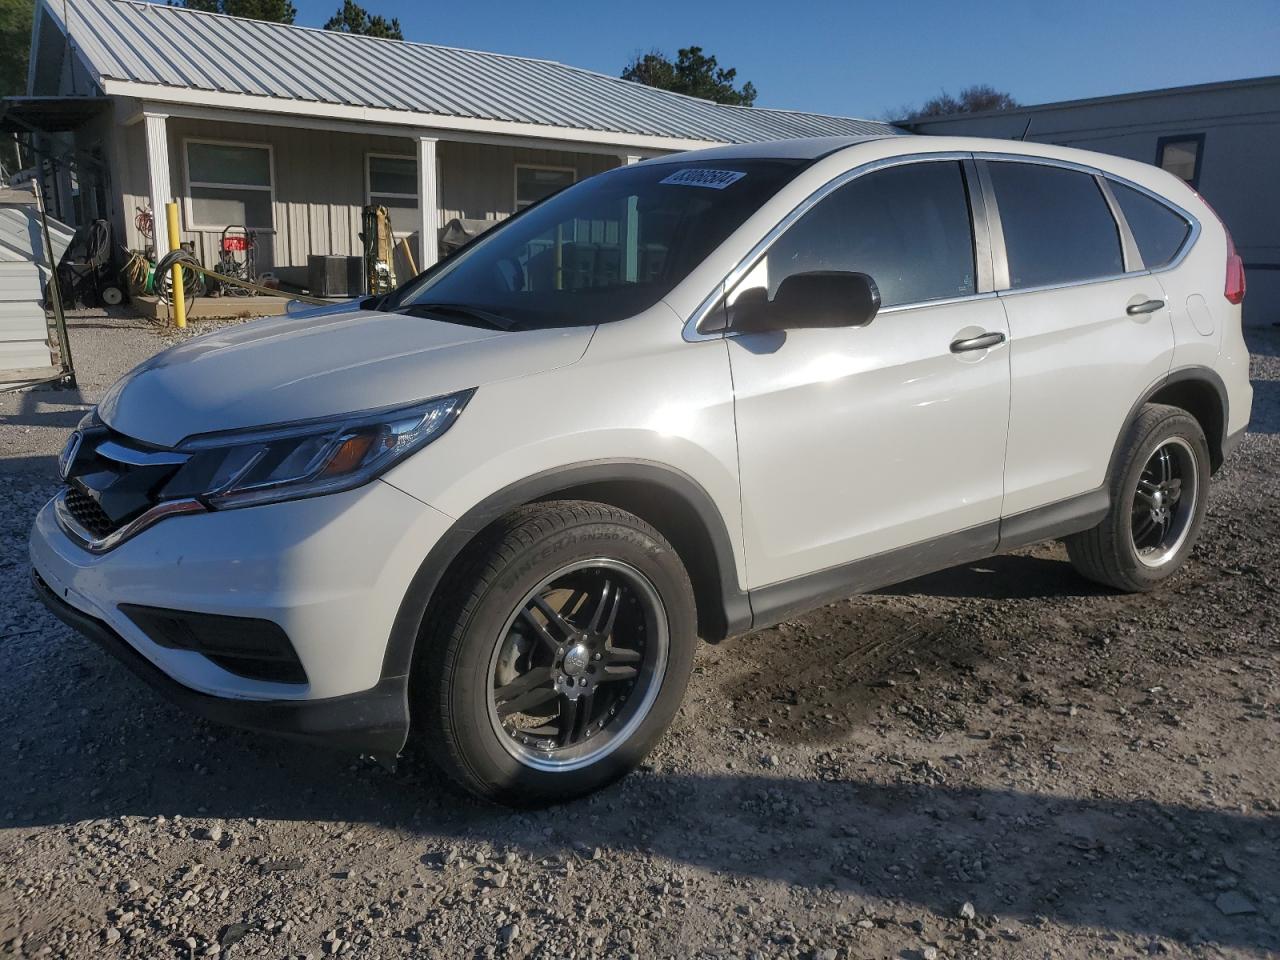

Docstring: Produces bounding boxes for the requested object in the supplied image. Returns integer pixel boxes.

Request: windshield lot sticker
[659,168,747,189]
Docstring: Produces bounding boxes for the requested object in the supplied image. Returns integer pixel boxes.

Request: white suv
[31,136,1251,805]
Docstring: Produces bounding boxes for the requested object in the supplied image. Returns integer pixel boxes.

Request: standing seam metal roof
[47,0,902,144]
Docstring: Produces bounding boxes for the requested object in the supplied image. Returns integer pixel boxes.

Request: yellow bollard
[165,201,186,329]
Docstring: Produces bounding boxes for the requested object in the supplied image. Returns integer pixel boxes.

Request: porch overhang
[117,86,711,274]
[0,95,108,135]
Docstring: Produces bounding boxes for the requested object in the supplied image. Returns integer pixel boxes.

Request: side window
[987,162,1123,289]
[1110,181,1192,270]
[367,154,428,240]
[731,161,976,311]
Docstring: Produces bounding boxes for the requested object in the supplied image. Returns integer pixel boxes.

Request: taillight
[1224,232,1246,305]
[1194,190,1246,305]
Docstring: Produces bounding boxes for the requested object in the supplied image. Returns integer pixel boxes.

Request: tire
[1066,403,1210,592]
[415,501,697,806]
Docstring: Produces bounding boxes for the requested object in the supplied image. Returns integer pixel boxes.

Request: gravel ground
[1,317,1278,960]
[0,312,251,475]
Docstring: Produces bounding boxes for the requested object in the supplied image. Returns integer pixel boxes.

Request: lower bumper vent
[119,604,308,685]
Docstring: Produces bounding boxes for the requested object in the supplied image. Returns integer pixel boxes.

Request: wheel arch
[381,461,750,687]
[1114,366,1230,476]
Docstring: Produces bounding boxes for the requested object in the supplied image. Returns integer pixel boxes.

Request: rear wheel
[416,502,696,806]
[1066,403,1210,592]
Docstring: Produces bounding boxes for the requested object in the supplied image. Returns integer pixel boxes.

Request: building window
[184,139,274,231]
[1155,135,1204,188]
[367,153,418,223]
[515,165,575,210]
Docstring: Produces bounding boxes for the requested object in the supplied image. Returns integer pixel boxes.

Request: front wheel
[416,502,697,806]
[1066,403,1210,592]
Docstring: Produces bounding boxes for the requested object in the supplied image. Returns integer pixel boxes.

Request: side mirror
[730,271,881,334]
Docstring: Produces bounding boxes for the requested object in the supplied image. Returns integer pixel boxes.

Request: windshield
[392,158,808,329]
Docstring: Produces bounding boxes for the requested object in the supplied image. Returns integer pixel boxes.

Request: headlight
[162,390,473,509]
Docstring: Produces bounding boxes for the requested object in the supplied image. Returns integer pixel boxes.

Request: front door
[726,158,1011,592]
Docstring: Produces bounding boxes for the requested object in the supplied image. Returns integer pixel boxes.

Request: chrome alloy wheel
[486,558,668,771]
[1130,437,1200,568]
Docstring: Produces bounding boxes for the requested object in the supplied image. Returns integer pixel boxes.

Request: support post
[621,154,642,282]
[143,111,172,259]
[417,136,439,270]
[32,177,75,388]
[165,201,186,329]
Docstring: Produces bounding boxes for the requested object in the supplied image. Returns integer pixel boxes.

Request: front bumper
[34,569,408,757]
[29,479,455,758]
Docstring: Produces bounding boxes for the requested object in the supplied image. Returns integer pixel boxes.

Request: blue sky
[288,0,1280,119]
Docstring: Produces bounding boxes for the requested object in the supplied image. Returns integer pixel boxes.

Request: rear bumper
[33,568,410,759]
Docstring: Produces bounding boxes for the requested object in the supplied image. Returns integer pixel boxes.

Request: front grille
[63,487,118,538]
[59,425,191,542]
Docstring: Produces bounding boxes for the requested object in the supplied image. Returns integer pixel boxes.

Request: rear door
[982,159,1176,517]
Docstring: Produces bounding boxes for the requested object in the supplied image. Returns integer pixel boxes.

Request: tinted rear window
[988,162,1123,289]
[1111,181,1192,269]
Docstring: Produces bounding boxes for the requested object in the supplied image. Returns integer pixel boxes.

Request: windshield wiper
[397,302,520,331]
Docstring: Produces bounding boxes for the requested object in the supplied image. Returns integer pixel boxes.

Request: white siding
[0,264,52,369]
[118,117,620,286]
[0,204,60,371]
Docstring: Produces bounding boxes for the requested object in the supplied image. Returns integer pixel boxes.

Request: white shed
[0,185,68,375]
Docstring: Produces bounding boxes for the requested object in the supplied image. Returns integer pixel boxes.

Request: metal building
[905,75,1280,326]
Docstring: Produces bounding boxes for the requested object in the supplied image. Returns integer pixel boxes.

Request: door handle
[950,331,1006,353]
[1126,298,1165,316]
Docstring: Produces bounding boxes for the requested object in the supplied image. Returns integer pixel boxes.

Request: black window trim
[974,153,1201,300]
[685,149,1201,340]
[686,151,995,340]
[1155,133,1206,190]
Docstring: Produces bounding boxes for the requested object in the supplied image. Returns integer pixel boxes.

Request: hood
[99,309,593,448]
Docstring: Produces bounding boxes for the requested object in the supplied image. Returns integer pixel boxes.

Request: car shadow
[1247,377,1280,434]
[1245,325,1280,358]
[0,454,60,477]
[1,387,91,429]
[875,552,1111,601]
